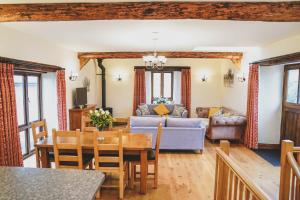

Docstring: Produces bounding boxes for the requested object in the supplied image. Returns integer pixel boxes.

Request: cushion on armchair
[211,115,246,126]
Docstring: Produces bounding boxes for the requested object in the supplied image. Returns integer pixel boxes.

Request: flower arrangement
[153,97,172,104]
[89,109,113,131]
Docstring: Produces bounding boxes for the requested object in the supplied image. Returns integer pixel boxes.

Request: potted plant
[153,97,172,104]
[89,109,113,131]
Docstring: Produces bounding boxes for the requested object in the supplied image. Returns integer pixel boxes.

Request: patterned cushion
[171,105,186,117]
[211,115,246,126]
[138,104,150,115]
[153,104,170,116]
[208,107,222,117]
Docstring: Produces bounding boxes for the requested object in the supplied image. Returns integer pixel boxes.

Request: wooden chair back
[52,129,83,169]
[31,119,48,143]
[81,115,93,131]
[155,123,163,159]
[93,130,123,173]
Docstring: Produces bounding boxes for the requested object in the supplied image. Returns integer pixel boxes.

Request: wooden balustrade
[214,140,270,200]
[279,140,300,200]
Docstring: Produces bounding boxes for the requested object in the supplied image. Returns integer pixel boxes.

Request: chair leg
[96,188,101,199]
[35,149,40,168]
[129,163,135,189]
[119,172,124,200]
[89,161,93,170]
[154,163,158,189]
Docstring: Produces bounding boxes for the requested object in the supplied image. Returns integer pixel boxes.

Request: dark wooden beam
[0,56,63,72]
[78,51,243,69]
[252,52,300,66]
[0,2,300,22]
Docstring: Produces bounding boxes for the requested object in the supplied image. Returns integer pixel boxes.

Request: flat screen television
[75,87,87,107]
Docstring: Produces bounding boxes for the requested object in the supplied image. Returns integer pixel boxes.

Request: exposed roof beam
[252,52,300,66]
[78,51,243,69]
[0,2,299,22]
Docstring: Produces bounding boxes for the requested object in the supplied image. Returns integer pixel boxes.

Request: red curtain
[181,69,191,118]
[0,63,23,166]
[133,69,146,115]
[244,64,259,149]
[57,70,67,130]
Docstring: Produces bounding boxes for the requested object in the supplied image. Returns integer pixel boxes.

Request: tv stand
[69,104,96,130]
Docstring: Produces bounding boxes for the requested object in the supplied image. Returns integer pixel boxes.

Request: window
[284,66,300,104]
[14,73,42,158]
[151,72,174,101]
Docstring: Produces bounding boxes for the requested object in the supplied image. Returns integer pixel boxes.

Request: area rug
[253,149,281,166]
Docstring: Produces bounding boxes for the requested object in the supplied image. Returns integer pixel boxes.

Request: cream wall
[220,34,300,144]
[0,25,80,130]
[101,58,225,117]
[77,59,101,107]
[258,65,283,144]
[256,34,300,144]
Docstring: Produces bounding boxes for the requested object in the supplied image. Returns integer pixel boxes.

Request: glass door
[14,73,42,158]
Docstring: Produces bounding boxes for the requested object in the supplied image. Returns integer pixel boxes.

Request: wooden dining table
[35,132,152,194]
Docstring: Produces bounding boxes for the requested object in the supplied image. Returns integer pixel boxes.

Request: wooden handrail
[279,140,300,200]
[287,152,300,179]
[214,140,271,200]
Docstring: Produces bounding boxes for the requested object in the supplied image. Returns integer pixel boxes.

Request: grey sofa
[130,116,206,152]
[136,104,188,118]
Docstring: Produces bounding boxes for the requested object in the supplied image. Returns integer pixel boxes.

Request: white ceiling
[2,20,300,52]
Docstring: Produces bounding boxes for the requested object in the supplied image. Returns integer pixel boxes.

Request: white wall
[100,58,225,117]
[256,34,300,144]
[258,65,283,144]
[42,73,58,131]
[0,25,80,130]
[220,34,300,144]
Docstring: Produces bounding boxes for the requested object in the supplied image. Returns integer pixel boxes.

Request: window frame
[14,71,43,159]
[151,71,174,102]
[283,64,300,106]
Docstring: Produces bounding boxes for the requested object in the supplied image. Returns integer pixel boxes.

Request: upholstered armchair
[196,107,247,142]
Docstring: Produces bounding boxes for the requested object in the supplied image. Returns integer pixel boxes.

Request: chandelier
[143,51,167,70]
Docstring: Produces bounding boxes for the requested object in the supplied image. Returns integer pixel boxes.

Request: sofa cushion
[153,104,170,116]
[138,104,150,115]
[167,118,202,128]
[130,116,166,127]
[171,105,186,117]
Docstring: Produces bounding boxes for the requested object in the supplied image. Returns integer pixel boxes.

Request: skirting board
[258,143,280,150]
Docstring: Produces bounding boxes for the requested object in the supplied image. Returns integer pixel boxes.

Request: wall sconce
[238,73,246,82]
[201,75,208,82]
[117,75,122,81]
[69,71,79,81]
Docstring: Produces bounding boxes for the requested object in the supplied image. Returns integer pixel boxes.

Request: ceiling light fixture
[143,33,167,70]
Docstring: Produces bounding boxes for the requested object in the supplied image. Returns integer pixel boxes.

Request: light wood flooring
[24,140,280,200]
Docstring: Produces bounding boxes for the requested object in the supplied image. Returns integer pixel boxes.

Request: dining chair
[52,129,93,169]
[31,119,54,168]
[93,130,128,200]
[127,123,163,189]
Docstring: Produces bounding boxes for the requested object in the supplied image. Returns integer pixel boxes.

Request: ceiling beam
[252,52,300,66]
[78,52,243,69]
[0,2,300,22]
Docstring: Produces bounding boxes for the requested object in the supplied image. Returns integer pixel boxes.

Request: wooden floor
[24,140,280,200]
